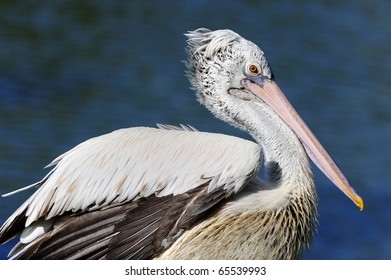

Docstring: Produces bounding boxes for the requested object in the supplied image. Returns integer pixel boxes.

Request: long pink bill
[242,79,364,210]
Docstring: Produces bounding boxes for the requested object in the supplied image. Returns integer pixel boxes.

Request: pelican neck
[245,101,314,188]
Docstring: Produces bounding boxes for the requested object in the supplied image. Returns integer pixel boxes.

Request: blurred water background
[0,0,390,259]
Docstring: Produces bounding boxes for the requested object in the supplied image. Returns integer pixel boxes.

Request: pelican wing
[0,126,261,259]
[8,182,230,259]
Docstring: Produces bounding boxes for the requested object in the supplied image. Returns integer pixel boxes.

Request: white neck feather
[221,100,316,213]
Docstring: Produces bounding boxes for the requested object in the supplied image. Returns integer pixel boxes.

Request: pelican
[0,28,363,260]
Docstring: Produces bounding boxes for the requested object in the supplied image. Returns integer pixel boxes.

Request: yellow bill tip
[355,196,365,211]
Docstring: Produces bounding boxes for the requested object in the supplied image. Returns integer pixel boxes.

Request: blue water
[0,1,390,259]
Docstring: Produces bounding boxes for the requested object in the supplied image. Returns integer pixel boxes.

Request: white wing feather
[4,127,262,228]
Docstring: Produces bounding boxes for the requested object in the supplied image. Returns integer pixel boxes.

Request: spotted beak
[242,78,364,210]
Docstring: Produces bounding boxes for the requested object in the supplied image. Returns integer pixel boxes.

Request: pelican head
[186,28,273,130]
[185,28,364,210]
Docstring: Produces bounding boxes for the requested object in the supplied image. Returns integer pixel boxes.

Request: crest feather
[185,28,241,57]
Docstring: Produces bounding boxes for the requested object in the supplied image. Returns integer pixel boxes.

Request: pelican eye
[247,63,260,75]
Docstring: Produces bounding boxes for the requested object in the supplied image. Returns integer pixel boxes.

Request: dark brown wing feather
[13,182,228,259]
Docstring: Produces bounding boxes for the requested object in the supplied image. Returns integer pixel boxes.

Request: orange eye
[248,64,259,75]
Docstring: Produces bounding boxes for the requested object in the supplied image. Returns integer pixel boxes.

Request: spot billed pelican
[0,28,364,259]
